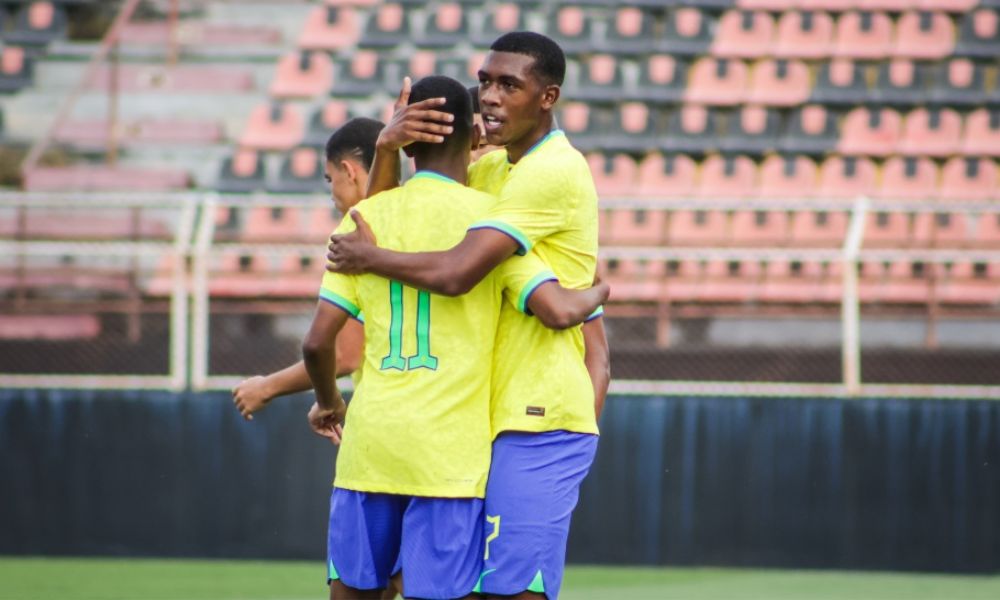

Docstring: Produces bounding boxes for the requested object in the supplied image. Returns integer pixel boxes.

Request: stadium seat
[700,259,763,304]
[833,11,893,59]
[817,155,878,198]
[879,260,932,304]
[307,206,342,240]
[635,54,688,104]
[217,149,266,193]
[601,7,656,54]
[711,10,774,58]
[855,0,912,12]
[759,260,832,304]
[240,102,304,151]
[243,206,306,242]
[434,53,483,86]
[877,156,939,200]
[418,2,468,48]
[837,107,902,157]
[606,207,667,246]
[938,261,1000,305]
[360,4,409,49]
[586,153,638,197]
[270,147,326,195]
[698,154,757,197]
[604,259,667,303]
[731,208,790,245]
[955,9,1000,58]
[684,58,748,106]
[720,105,781,156]
[298,5,359,51]
[736,0,799,9]
[872,59,927,106]
[472,3,524,47]
[304,100,349,148]
[897,107,962,157]
[23,166,189,192]
[863,210,911,247]
[270,51,333,99]
[659,259,701,303]
[0,45,33,93]
[959,108,1000,156]
[746,59,810,107]
[546,6,593,54]
[661,105,720,154]
[774,11,834,59]
[558,102,603,152]
[407,50,437,80]
[756,154,818,198]
[574,54,625,102]
[790,207,850,246]
[918,0,978,11]
[606,103,658,153]
[811,58,871,105]
[87,64,254,94]
[6,1,66,47]
[667,209,728,245]
[778,104,839,155]
[938,157,998,202]
[893,11,955,59]
[659,7,713,57]
[635,153,698,198]
[928,59,988,106]
[331,51,386,97]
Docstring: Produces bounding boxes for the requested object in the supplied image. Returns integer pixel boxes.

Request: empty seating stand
[360,3,409,49]
[270,51,333,99]
[872,59,927,106]
[779,105,839,155]
[955,9,1000,58]
[928,59,988,106]
[601,7,656,55]
[473,2,524,47]
[304,100,350,147]
[270,147,326,194]
[298,4,359,51]
[712,10,774,59]
[218,149,266,193]
[573,54,625,103]
[331,51,387,97]
[635,54,687,104]
[546,6,594,55]
[0,45,32,93]
[240,102,304,151]
[659,8,713,56]
[6,1,66,47]
[720,105,781,156]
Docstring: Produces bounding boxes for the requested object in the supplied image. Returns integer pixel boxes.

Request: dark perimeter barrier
[1,389,997,572]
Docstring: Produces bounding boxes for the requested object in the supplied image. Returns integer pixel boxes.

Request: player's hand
[376,76,454,153]
[308,401,346,445]
[232,375,273,421]
[326,211,376,274]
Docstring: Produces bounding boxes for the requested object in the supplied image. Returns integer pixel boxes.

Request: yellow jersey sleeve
[495,250,557,315]
[319,216,361,320]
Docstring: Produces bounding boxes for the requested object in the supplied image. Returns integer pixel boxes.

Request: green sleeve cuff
[517,271,558,315]
[585,305,604,322]
[468,220,532,256]
[319,288,361,318]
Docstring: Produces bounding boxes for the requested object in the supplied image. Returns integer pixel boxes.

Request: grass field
[1,558,999,600]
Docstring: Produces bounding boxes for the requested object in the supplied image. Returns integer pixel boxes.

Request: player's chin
[483,130,506,146]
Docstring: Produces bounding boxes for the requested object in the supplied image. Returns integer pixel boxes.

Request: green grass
[1,558,998,600]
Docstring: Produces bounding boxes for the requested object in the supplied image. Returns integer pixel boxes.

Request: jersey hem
[332,480,487,499]
[468,221,531,255]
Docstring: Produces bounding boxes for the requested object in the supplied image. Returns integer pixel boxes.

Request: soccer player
[328,32,607,599]
[304,75,608,600]
[231,118,384,421]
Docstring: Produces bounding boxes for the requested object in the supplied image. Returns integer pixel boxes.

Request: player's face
[477,51,550,148]
[324,159,366,215]
[471,112,501,161]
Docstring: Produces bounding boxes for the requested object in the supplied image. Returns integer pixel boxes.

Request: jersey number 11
[381,280,438,371]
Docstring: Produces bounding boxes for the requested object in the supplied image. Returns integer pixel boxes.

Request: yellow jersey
[320,171,553,497]
[468,130,601,437]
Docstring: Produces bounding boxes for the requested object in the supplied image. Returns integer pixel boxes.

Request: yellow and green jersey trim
[319,288,362,322]
[517,271,557,315]
[585,305,604,322]
[467,220,531,256]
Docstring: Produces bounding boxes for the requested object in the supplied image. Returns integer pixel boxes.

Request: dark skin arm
[583,317,611,421]
[302,301,350,444]
[526,280,609,330]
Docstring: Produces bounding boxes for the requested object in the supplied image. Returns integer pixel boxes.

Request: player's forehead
[478,51,537,83]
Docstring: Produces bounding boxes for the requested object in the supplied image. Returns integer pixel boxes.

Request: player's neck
[413,154,468,185]
[505,114,555,164]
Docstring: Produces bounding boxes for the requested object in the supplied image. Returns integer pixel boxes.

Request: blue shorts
[477,430,598,600]
[326,487,484,599]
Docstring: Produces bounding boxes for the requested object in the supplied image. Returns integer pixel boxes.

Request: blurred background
[1,0,998,596]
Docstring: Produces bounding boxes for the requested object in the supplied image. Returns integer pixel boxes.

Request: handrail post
[842,196,869,397]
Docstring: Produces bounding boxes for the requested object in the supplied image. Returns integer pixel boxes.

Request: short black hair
[324,117,384,169]
[468,85,480,113]
[407,75,473,158]
[490,31,566,86]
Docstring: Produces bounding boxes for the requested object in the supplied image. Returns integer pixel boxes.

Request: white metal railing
[2,191,999,398]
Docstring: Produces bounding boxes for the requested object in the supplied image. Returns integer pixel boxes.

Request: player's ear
[540,84,560,111]
[340,159,357,183]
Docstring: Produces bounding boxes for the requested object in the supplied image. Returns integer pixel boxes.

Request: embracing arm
[302,302,349,445]
[526,281,610,330]
[583,317,610,421]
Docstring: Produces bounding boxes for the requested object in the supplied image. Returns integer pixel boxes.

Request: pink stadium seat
[218,148,265,193]
[812,58,871,104]
[779,104,839,154]
[244,207,305,242]
[684,58,748,106]
[711,10,775,58]
[721,105,781,155]
[306,100,349,146]
[602,259,666,303]
[799,0,857,10]
[474,3,523,46]
[298,5,359,51]
[879,260,931,304]
[606,208,667,246]
[89,65,254,93]
[0,315,100,341]
[833,11,893,59]
[774,11,834,59]
[818,156,878,198]
[270,51,333,98]
[22,166,189,192]
[938,262,1000,305]
[575,54,625,102]
[272,147,326,194]
[660,259,701,303]
[635,153,698,198]
[701,260,763,304]
[409,50,437,80]
[757,154,818,199]
[548,6,593,54]
[918,0,978,10]
[877,156,939,200]
[698,154,758,197]
[667,209,728,246]
[736,0,797,10]
[558,101,596,143]
[837,107,902,157]
[360,3,409,49]
[956,9,1000,57]
[856,0,913,10]
[662,105,718,154]
[760,260,828,304]
[307,206,342,240]
[911,210,971,247]
[603,7,656,54]
[897,107,962,157]
[960,108,1000,156]
[6,1,66,47]
[746,59,810,107]
[419,2,468,48]
[872,59,927,105]
[0,45,31,93]
[929,59,987,106]
[660,8,712,56]
[636,54,688,103]
[731,209,790,245]
[609,102,655,152]
[938,157,998,202]
[893,11,955,59]
[587,153,638,197]
[975,213,1000,249]
[790,207,850,245]
[240,102,304,151]
[864,209,911,247]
